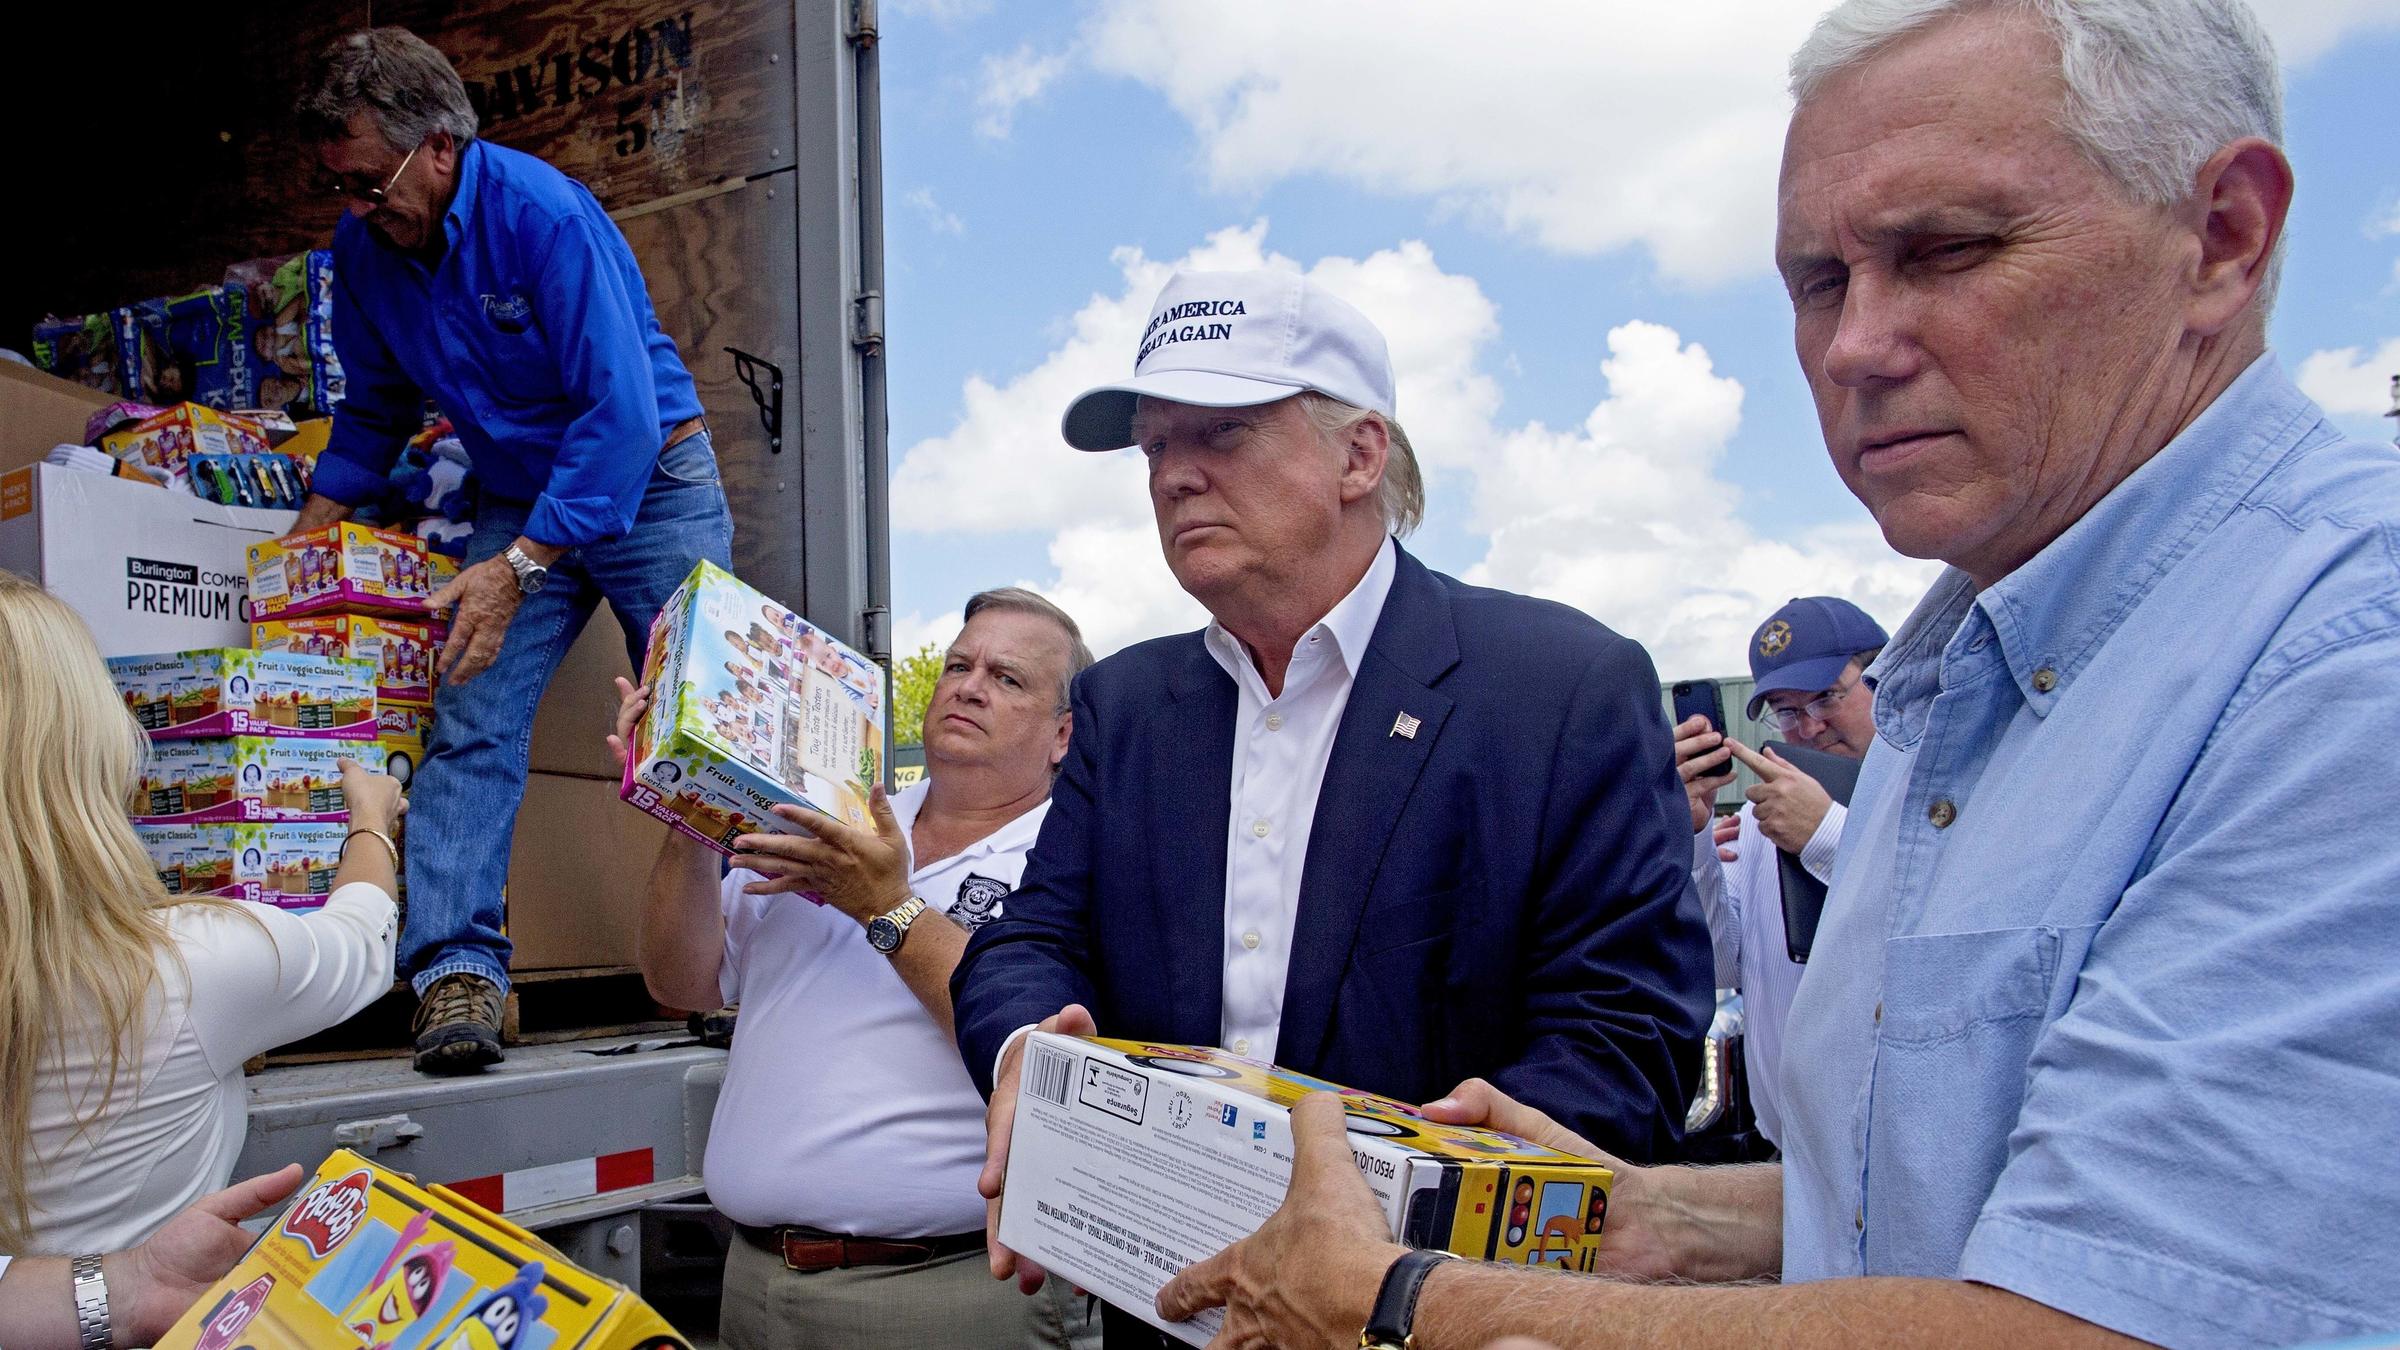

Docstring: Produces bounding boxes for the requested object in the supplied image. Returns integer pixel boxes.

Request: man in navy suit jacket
[949,268,1713,1333]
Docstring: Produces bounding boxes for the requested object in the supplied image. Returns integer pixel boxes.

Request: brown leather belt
[735,1222,986,1272]
[662,416,708,452]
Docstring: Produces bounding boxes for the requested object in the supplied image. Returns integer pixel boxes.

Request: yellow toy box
[1000,1035,1617,1346]
[247,521,459,621]
[156,1149,691,1350]
[619,561,883,854]
[377,701,433,790]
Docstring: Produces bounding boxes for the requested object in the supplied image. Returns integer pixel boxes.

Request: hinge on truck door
[852,291,885,355]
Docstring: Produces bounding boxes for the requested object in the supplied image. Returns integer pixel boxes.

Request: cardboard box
[131,737,388,823]
[101,403,274,479]
[155,1149,691,1350]
[0,462,290,655]
[529,607,636,780]
[0,359,115,475]
[378,701,434,790]
[248,521,459,621]
[506,772,666,972]
[135,821,355,910]
[1002,1035,1618,1345]
[620,562,883,853]
[108,648,375,741]
[255,614,446,707]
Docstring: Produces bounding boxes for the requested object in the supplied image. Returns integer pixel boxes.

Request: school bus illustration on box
[1100,1039,1616,1272]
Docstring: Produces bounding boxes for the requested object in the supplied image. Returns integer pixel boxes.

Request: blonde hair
[1296,392,1424,538]
[0,573,234,1248]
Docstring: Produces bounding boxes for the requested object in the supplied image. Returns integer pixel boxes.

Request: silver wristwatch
[866,895,929,954]
[72,1253,111,1350]
[502,544,550,595]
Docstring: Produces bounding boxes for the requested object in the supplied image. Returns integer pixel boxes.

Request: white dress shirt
[1688,800,1843,1146]
[19,884,396,1252]
[1202,536,1397,1063]
[707,778,1048,1235]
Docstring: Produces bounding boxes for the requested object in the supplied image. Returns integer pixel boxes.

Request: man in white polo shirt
[620,587,1096,1350]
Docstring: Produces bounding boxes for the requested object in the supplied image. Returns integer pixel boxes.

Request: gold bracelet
[341,828,400,868]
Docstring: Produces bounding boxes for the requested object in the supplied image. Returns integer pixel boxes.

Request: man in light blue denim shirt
[1148,2,2400,1347]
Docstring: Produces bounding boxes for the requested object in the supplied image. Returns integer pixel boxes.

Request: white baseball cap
[1061,268,1396,452]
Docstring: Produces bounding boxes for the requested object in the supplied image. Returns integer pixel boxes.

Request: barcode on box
[1027,1040,1074,1107]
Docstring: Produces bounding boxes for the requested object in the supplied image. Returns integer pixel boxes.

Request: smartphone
[1672,679,1732,784]
[1671,679,1726,736]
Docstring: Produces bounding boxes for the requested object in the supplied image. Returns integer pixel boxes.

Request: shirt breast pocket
[1862,923,2095,1275]
[471,295,558,401]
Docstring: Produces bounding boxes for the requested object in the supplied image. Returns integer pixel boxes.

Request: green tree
[890,642,942,747]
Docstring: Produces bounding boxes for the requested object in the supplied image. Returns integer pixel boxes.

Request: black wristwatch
[1360,1248,1457,1349]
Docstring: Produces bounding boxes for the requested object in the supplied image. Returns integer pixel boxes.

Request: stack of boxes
[109,524,455,911]
[246,523,456,904]
[115,647,379,909]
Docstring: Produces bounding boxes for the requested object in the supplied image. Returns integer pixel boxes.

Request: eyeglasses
[1758,673,1858,732]
[319,142,421,206]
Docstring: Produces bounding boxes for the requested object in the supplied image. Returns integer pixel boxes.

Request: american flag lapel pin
[1391,711,1422,740]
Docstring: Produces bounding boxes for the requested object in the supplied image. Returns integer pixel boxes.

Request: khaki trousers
[720,1233,1101,1350]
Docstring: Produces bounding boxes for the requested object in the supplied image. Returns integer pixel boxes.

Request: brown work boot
[412,972,505,1075]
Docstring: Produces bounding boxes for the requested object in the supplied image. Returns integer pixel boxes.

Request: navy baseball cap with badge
[1744,596,1889,717]
[1061,268,1397,451]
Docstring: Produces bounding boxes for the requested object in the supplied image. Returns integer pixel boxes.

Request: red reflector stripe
[448,1174,505,1213]
[596,1148,654,1192]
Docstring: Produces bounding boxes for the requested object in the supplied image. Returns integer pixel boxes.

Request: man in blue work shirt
[289,28,733,1074]
[1154,2,2400,1347]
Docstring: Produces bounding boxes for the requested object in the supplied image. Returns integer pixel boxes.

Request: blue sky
[877,1,2400,677]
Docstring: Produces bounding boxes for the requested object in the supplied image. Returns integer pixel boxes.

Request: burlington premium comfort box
[247,521,458,621]
[0,462,289,655]
[154,1149,690,1350]
[1001,1035,1618,1346]
[108,648,374,740]
[619,562,883,854]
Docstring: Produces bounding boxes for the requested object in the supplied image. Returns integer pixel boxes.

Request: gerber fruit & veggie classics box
[619,561,884,854]
[128,737,388,823]
[154,1148,691,1350]
[247,521,458,621]
[1000,1035,1618,1346]
[134,821,355,910]
[109,648,375,740]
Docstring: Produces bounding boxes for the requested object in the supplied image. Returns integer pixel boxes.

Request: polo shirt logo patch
[480,292,534,333]
[953,873,1010,930]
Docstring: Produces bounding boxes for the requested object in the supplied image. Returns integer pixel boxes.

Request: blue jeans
[401,433,735,995]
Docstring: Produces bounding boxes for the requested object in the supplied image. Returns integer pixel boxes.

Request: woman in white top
[0,573,403,1257]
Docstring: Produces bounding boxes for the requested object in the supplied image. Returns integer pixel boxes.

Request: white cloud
[1058,0,2400,285]
[976,44,1071,139]
[895,222,1933,669]
[2297,339,2400,417]
[1081,1,1811,285]
[903,186,965,236]
[1463,322,1935,677]
[2257,0,2400,65]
